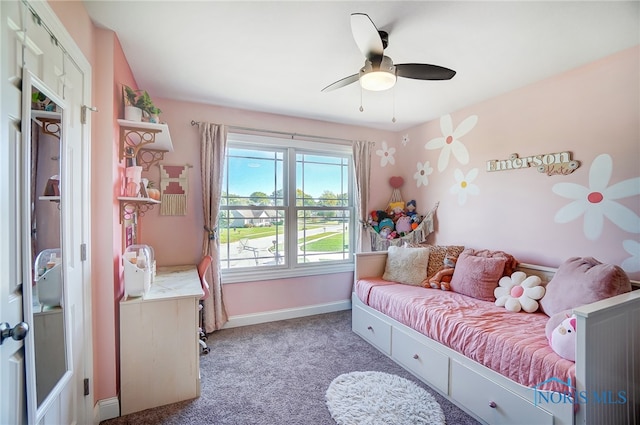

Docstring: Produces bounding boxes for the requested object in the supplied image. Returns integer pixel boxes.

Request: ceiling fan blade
[321,74,359,92]
[396,63,456,80]
[350,13,384,59]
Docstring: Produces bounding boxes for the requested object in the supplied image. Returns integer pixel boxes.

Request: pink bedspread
[356,278,576,394]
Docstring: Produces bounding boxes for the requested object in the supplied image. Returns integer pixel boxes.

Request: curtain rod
[190,120,357,145]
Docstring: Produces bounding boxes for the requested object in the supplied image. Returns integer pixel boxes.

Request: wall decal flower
[621,240,640,273]
[376,141,396,167]
[402,134,410,146]
[450,168,479,206]
[414,161,433,187]
[425,114,477,172]
[552,154,640,240]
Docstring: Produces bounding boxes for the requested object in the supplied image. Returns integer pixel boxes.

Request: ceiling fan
[322,13,456,93]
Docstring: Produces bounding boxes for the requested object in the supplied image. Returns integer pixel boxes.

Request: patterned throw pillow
[423,245,465,279]
[382,246,430,286]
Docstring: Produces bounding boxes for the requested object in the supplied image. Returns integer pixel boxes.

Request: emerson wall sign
[487,151,580,176]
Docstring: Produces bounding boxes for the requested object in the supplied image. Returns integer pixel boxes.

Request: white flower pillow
[494,271,545,313]
[382,246,430,286]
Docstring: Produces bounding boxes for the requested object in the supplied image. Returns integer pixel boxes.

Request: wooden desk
[120,265,204,415]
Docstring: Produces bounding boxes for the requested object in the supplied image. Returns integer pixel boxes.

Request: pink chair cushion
[197,255,212,300]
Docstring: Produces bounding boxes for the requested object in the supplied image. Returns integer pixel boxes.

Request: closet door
[1,2,92,424]
[0,1,28,423]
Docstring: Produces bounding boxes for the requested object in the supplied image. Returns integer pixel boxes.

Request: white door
[1,4,31,424]
[1,1,92,424]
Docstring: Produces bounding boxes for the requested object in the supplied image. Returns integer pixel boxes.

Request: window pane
[219,208,285,269]
[223,148,284,206]
[221,136,354,278]
[296,153,349,207]
[296,209,351,263]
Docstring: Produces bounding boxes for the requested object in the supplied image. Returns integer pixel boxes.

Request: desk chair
[197,255,212,355]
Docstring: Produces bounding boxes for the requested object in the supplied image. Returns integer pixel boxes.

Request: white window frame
[221,133,355,283]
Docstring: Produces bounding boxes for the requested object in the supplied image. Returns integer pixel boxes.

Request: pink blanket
[356,278,576,394]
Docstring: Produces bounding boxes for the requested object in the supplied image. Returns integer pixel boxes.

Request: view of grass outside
[219,223,347,252]
[300,232,348,251]
[218,226,284,244]
[220,144,353,269]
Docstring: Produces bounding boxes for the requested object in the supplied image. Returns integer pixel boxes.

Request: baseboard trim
[223,300,351,329]
[94,396,120,422]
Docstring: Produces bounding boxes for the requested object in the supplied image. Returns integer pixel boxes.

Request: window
[219,133,354,281]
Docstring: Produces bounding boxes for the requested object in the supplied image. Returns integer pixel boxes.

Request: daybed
[352,249,639,425]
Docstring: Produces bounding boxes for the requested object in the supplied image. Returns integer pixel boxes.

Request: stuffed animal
[378,218,394,238]
[494,271,545,313]
[549,314,577,361]
[406,200,417,218]
[388,201,405,216]
[410,214,421,230]
[427,255,457,291]
[367,212,377,230]
[395,215,413,235]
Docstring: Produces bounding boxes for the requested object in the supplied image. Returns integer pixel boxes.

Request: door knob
[0,322,29,345]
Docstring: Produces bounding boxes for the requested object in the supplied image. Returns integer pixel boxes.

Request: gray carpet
[102,310,480,424]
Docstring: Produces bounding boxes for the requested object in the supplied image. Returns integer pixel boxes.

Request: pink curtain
[198,122,228,332]
[352,140,372,252]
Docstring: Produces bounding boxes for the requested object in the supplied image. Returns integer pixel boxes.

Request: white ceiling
[83,1,639,132]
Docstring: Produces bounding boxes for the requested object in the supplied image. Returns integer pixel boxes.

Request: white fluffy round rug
[325,371,445,425]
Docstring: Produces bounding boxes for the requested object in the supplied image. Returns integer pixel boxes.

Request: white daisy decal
[425,114,477,172]
[376,141,396,167]
[414,161,433,187]
[552,154,640,240]
[402,134,410,146]
[621,240,640,273]
[450,168,479,206]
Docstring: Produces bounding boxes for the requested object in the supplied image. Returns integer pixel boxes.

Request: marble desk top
[122,265,204,303]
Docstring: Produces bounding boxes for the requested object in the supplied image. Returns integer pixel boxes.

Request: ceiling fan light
[360,70,396,91]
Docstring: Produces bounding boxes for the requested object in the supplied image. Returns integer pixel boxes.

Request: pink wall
[90,27,118,403]
[45,0,640,411]
[49,0,140,404]
[136,100,396,316]
[390,46,640,280]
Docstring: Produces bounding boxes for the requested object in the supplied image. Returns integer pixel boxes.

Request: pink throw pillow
[449,251,507,301]
[539,257,632,317]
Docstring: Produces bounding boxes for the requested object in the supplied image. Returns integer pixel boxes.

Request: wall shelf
[118,197,161,224]
[32,110,61,139]
[117,119,173,171]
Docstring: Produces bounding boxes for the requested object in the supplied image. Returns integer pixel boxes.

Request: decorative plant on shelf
[146,105,162,123]
[123,85,161,122]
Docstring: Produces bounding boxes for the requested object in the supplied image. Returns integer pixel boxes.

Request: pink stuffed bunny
[550,314,577,361]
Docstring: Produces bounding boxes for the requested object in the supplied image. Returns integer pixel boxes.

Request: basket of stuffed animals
[364,176,438,251]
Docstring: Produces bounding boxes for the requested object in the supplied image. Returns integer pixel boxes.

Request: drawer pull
[412,354,419,360]
[489,401,497,409]
[367,326,373,331]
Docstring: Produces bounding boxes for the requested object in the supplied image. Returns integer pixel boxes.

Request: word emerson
[487,152,580,176]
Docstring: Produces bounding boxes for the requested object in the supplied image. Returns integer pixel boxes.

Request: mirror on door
[21,69,71,418]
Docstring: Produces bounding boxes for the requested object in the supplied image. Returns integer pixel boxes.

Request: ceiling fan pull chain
[359,85,364,112]
[392,86,397,123]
